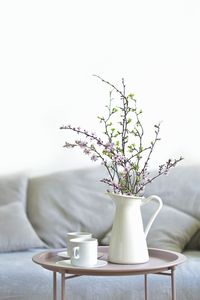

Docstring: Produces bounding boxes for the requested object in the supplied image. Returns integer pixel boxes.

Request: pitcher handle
[141,195,163,238]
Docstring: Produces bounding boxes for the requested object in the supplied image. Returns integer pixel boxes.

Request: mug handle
[141,195,163,238]
[73,246,80,259]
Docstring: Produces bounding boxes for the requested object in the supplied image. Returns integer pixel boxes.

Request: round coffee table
[32,246,186,300]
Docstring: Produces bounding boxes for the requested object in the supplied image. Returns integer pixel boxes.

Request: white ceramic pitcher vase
[108,193,163,264]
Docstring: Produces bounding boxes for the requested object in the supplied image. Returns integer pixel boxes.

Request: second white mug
[66,232,92,257]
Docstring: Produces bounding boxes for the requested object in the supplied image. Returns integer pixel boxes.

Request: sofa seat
[0,249,199,300]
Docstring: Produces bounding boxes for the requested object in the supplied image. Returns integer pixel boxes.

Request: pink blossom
[75,140,87,148]
[64,142,76,148]
[83,148,90,155]
[91,155,98,161]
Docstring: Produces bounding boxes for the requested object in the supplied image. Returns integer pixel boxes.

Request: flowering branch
[60,76,184,195]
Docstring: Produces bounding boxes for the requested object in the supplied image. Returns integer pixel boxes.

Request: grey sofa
[0,165,200,300]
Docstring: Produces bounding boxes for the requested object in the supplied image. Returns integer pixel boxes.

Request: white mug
[66,232,92,257]
[70,237,98,267]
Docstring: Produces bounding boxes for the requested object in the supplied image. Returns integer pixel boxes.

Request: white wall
[0,0,199,176]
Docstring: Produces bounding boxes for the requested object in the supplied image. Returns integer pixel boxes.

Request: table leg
[171,267,176,300]
[144,274,148,300]
[61,272,66,300]
[53,272,57,300]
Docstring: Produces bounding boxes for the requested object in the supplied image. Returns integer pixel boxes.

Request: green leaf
[112,108,118,113]
[128,93,134,99]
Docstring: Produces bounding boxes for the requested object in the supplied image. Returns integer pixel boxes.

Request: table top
[32,246,186,276]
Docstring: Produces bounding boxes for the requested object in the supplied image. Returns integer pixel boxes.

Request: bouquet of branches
[60,75,183,195]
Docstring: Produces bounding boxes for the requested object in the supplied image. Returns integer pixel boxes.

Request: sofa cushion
[143,203,200,251]
[0,172,28,206]
[0,202,45,252]
[27,167,115,248]
[101,203,200,252]
[144,165,200,220]
[144,166,200,250]
[185,230,200,250]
